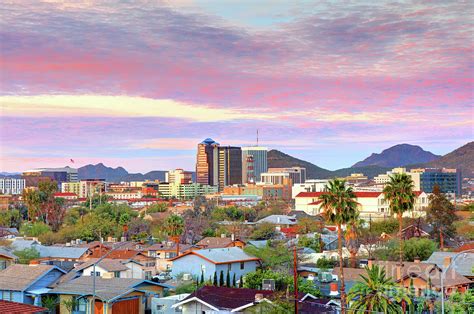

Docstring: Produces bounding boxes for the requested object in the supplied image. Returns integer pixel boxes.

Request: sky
[0,0,473,173]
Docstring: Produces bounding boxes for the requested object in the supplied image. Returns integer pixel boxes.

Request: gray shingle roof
[173,247,259,264]
[0,247,17,260]
[75,258,129,272]
[425,252,474,277]
[256,215,297,225]
[11,240,88,259]
[49,277,167,301]
[0,264,64,291]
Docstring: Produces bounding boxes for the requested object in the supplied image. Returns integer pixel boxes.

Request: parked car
[153,272,172,282]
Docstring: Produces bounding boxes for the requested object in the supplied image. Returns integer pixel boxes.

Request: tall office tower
[196,138,219,186]
[218,146,242,190]
[242,146,267,183]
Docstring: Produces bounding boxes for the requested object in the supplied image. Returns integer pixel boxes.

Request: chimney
[443,256,452,269]
[255,293,264,302]
[329,282,339,296]
[396,264,402,281]
[414,257,420,263]
[368,258,374,268]
[231,234,235,241]
[107,236,113,242]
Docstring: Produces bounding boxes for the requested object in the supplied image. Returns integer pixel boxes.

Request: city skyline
[1,1,472,172]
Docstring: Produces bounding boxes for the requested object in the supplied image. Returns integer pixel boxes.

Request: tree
[219,270,224,287]
[244,241,292,269]
[348,265,412,313]
[243,269,291,291]
[20,221,51,237]
[297,235,322,253]
[232,273,236,287]
[250,222,275,240]
[62,298,78,314]
[213,272,218,286]
[435,289,474,314]
[316,256,337,269]
[200,271,204,285]
[14,247,40,264]
[319,178,358,313]
[22,189,40,221]
[146,203,168,214]
[0,209,21,228]
[383,173,415,267]
[165,214,185,256]
[296,217,322,234]
[226,270,231,287]
[345,212,363,267]
[426,185,457,248]
[41,295,59,313]
[403,238,437,261]
[239,275,243,288]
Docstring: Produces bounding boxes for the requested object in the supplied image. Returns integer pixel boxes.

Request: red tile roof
[296,191,382,198]
[0,300,47,313]
[54,192,77,197]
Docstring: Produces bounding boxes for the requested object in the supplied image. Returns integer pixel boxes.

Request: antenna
[257,129,259,147]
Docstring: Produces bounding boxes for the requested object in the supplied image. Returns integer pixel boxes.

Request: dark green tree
[232,273,236,288]
[426,184,458,245]
[219,270,224,287]
[213,272,218,286]
[239,275,243,288]
[200,271,204,285]
[226,270,231,287]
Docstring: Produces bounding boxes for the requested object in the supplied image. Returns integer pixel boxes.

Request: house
[0,300,47,313]
[11,239,89,261]
[195,236,246,249]
[0,227,19,238]
[0,247,17,270]
[255,215,297,229]
[171,286,274,313]
[151,294,190,314]
[169,247,260,281]
[333,260,472,297]
[145,242,194,272]
[49,277,171,314]
[425,252,474,280]
[76,258,154,279]
[0,264,66,306]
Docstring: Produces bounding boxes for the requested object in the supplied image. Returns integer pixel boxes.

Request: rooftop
[170,247,260,264]
[195,237,240,249]
[425,252,474,277]
[0,300,47,313]
[0,264,65,291]
[256,215,297,225]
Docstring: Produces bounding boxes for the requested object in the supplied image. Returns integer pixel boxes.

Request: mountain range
[2,142,472,181]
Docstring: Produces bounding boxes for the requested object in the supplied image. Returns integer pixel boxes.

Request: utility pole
[293,245,298,314]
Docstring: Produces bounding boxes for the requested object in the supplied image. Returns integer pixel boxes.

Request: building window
[0,260,7,270]
[91,271,100,276]
[114,271,120,278]
[228,264,232,271]
[240,262,245,270]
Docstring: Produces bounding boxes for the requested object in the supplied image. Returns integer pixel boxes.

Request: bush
[316,256,337,269]
[20,221,51,237]
[403,238,437,261]
[14,247,40,264]
[250,223,276,240]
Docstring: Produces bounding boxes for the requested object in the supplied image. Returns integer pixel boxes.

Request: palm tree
[319,179,358,314]
[347,265,411,313]
[345,212,363,268]
[164,214,185,256]
[383,173,415,266]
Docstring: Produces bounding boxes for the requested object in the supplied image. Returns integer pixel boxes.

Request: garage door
[112,298,139,314]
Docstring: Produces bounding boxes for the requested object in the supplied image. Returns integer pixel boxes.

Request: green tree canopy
[14,247,40,264]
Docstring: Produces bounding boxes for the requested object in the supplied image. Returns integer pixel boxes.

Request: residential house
[0,227,19,238]
[151,294,190,314]
[49,277,171,314]
[333,260,472,297]
[170,247,260,281]
[255,215,297,230]
[76,258,154,280]
[0,300,47,313]
[0,248,17,270]
[195,236,245,249]
[426,252,474,280]
[145,242,194,272]
[11,239,89,261]
[0,264,66,306]
[171,286,274,313]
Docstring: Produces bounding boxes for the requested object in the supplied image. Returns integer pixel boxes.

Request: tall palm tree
[383,173,415,266]
[345,212,363,268]
[348,265,411,313]
[319,179,358,314]
[165,214,185,256]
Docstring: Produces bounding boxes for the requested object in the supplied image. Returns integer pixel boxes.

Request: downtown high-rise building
[242,146,268,183]
[218,146,242,190]
[196,138,220,186]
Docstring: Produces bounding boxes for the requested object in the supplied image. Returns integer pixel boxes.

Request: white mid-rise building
[292,179,329,199]
[294,191,429,220]
[374,167,421,191]
[0,178,25,195]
